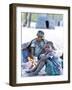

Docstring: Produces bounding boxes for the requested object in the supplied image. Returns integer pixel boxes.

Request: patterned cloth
[45,51,63,75]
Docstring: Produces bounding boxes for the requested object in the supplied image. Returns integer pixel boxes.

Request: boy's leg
[28,61,45,76]
[26,60,41,73]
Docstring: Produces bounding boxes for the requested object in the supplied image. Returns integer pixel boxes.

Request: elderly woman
[26,41,63,76]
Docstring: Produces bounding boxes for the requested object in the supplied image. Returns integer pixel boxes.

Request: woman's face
[44,44,52,52]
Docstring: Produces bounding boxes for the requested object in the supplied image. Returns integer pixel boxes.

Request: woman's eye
[47,46,50,48]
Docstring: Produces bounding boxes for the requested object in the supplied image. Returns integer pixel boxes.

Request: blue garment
[45,52,63,75]
[22,49,30,63]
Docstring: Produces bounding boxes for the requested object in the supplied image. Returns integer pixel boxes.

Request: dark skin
[26,57,46,74]
[31,35,44,56]
[26,44,52,75]
[36,35,44,42]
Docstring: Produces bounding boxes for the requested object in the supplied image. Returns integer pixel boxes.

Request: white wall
[0,0,72,90]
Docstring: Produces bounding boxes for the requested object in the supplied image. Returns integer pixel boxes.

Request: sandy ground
[21,64,46,77]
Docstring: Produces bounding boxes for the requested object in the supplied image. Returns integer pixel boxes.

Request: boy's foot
[28,72,38,76]
[25,70,32,73]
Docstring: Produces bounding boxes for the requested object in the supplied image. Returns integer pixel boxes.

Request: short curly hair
[37,30,44,37]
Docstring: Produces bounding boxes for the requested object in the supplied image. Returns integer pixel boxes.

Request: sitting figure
[26,41,63,76]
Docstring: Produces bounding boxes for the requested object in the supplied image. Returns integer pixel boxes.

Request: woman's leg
[45,60,54,75]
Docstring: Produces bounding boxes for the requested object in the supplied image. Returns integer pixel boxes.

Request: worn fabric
[45,51,63,75]
[31,39,48,57]
[22,49,30,63]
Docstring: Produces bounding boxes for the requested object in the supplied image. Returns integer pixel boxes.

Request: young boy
[26,41,63,76]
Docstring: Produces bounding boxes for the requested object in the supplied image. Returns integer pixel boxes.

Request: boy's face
[37,36,43,42]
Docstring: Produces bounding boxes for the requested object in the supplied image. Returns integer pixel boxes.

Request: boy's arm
[30,40,36,56]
